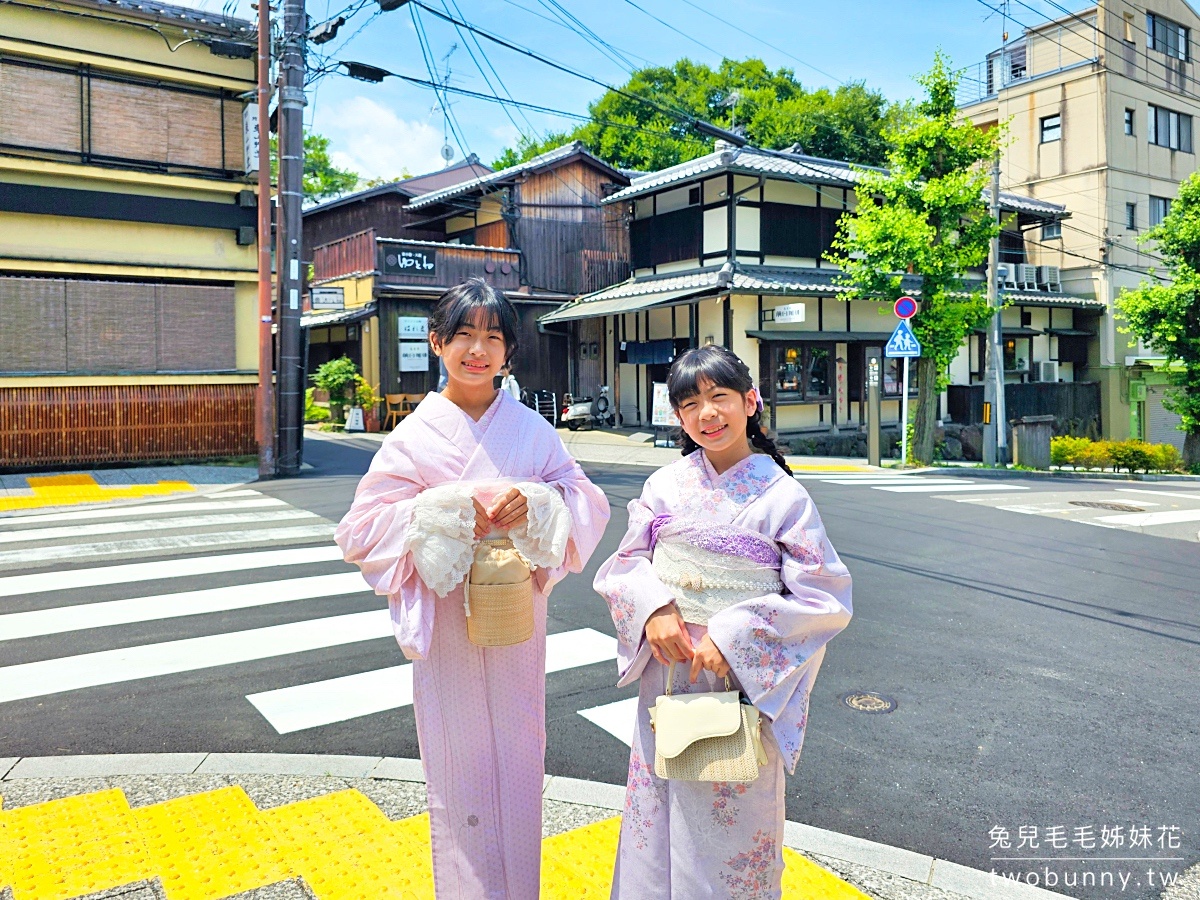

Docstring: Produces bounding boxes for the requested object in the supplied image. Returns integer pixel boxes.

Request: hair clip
[755,391,764,412]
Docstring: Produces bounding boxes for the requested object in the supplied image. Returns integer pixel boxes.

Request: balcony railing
[311,231,523,292]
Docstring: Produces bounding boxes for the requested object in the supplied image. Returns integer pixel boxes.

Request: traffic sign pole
[901,356,910,465]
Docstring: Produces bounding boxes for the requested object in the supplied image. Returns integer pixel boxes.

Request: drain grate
[841,691,897,714]
[1069,501,1146,512]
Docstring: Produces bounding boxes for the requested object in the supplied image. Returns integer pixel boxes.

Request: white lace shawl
[405,481,572,599]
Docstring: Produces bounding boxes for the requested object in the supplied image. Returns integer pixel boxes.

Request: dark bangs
[429,277,520,361]
[666,345,753,408]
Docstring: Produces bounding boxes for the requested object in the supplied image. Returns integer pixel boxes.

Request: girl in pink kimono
[593,345,852,899]
[335,278,610,899]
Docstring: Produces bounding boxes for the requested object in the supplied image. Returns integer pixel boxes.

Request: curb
[931,467,1200,484]
[0,753,1066,900]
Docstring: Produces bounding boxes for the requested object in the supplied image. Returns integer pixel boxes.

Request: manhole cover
[841,691,897,714]
[1069,501,1146,512]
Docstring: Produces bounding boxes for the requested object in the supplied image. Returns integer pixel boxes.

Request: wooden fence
[947,382,1102,436]
[0,384,256,469]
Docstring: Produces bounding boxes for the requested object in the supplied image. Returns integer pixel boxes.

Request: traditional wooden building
[304,141,630,400]
[541,144,1105,434]
[0,0,259,468]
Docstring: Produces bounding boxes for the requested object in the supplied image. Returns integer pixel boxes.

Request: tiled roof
[605,146,1069,221]
[76,0,253,35]
[406,142,628,210]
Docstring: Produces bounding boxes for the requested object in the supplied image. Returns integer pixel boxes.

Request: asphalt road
[2,434,1197,899]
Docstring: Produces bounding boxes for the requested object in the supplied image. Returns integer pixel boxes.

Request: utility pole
[275,0,306,476]
[255,0,275,478]
[983,153,1007,465]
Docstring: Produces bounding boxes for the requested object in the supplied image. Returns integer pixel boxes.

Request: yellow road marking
[0,473,194,512]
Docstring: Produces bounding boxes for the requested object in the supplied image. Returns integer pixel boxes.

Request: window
[1040,114,1061,143]
[1148,105,1193,152]
[1150,195,1173,226]
[1147,12,1189,60]
[1125,108,1135,135]
[1126,202,1138,230]
[774,344,833,402]
[1043,221,1062,240]
[760,202,843,260]
[1003,337,1033,373]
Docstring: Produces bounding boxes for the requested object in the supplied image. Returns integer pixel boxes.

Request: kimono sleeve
[511,428,610,595]
[592,490,677,685]
[705,484,852,773]
[334,432,475,601]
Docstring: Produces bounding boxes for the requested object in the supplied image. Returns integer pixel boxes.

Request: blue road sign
[885,320,922,358]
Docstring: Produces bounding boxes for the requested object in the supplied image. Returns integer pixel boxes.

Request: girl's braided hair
[666,345,791,474]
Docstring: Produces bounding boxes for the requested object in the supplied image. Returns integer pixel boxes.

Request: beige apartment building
[960,0,1199,448]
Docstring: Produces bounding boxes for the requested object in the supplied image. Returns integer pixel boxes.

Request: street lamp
[342,61,390,82]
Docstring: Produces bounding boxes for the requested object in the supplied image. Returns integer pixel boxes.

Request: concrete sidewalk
[0,753,1072,900]
[0,467,255,515]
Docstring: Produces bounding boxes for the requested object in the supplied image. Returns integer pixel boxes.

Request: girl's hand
[690,634,730,683]
[644,604,693,666]
[486,487,529,530]
[471,498,491,539]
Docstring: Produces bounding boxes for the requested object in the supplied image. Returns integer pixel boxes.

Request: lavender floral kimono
[335,390,610,900]
[593,450,852,899]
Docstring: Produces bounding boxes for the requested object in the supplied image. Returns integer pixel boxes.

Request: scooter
[561,385,614,431]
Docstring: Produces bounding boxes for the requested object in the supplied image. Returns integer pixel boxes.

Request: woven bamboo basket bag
[649,663,768,782]
[464,538,534,647]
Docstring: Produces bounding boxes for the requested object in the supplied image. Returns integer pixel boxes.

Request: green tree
[492,58,902,171]
[831,52,1000,465]
[270,132,361,203]
[1116,171,1200,468]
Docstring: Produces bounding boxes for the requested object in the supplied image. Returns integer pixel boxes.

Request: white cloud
[316,95,451,180]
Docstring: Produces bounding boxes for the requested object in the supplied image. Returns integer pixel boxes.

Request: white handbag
[648,663,768,782]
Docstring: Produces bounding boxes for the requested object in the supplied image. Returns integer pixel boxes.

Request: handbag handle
[665,661,733,696]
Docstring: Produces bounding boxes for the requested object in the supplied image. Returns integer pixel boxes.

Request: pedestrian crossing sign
[885,320,922,358]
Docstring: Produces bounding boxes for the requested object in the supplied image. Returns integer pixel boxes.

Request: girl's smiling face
[430,310,507,388]
[675,377,759,458]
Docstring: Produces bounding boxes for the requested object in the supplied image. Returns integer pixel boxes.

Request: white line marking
[578,696,640,747]
[822,479,969,486]
[247,628,619,734]
[204,489,263,498]
[0,610,392,704]
[0,525,337,567]
[1094,509,1200,527]
[873,484,1031,493]
[0,545,346,598]
[0,498,286,527]
[1117,489,1200,502]
[0,509,317,544]
[0,573,371,641]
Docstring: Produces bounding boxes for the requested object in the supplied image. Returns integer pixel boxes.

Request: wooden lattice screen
[0,384,256,468]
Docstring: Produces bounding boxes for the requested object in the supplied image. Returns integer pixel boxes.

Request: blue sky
[185,0,1092,178]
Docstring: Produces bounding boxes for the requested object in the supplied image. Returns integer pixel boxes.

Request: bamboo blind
[89,79,171,166]
[0,277,67,373]
[0,383,256,467]
[156,284,236,371]
[0,61,81,152]
[66,280,158,373]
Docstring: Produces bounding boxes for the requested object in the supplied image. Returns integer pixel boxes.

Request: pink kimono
[335,390,610,899]
[593,450,852,899]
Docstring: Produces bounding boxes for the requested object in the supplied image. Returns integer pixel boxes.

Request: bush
[1147,443,1183,473]
[1108,440,1154,473]
[1051,436,1092,467]
[352,376,378,410]
[1073,440,1112,471]
[310,356,361,406]
[1051,436,1184,472]
[304,388,330,423]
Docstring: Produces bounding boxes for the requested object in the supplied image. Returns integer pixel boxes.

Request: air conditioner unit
[1037,265,1062,292]
[1018,264,1040,290]
[1035,360,1059,382]
[996,263,1019,289]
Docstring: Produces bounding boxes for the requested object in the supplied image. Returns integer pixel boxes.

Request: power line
[495,0,653,68]
[537,0,639,72]
[671,0,846,85]
[411,3,472,163]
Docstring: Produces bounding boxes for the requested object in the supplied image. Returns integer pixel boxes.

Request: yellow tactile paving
[0,789,154,900]
[0,785,871,899]
[132,786,290,900]
[0,473,194,512]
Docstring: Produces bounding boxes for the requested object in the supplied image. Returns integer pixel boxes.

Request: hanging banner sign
[309,287,344,311]
[651,382,681,428]
[383,249,437,276]
[243,103,259,174]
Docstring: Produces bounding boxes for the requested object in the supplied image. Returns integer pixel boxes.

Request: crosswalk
[794,470,1030,494]
[0,486,629,749]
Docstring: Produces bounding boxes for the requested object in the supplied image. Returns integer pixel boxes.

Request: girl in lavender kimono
[594,345,852,899]
[335,278,610,899]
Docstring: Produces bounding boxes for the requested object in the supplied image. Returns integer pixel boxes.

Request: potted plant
[354,377,381,432]
[310,356,360,425]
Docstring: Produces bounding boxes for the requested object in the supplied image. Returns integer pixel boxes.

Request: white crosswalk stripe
[795,471,1030,495]
[578,696,640,748]
[0,488,631,746]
